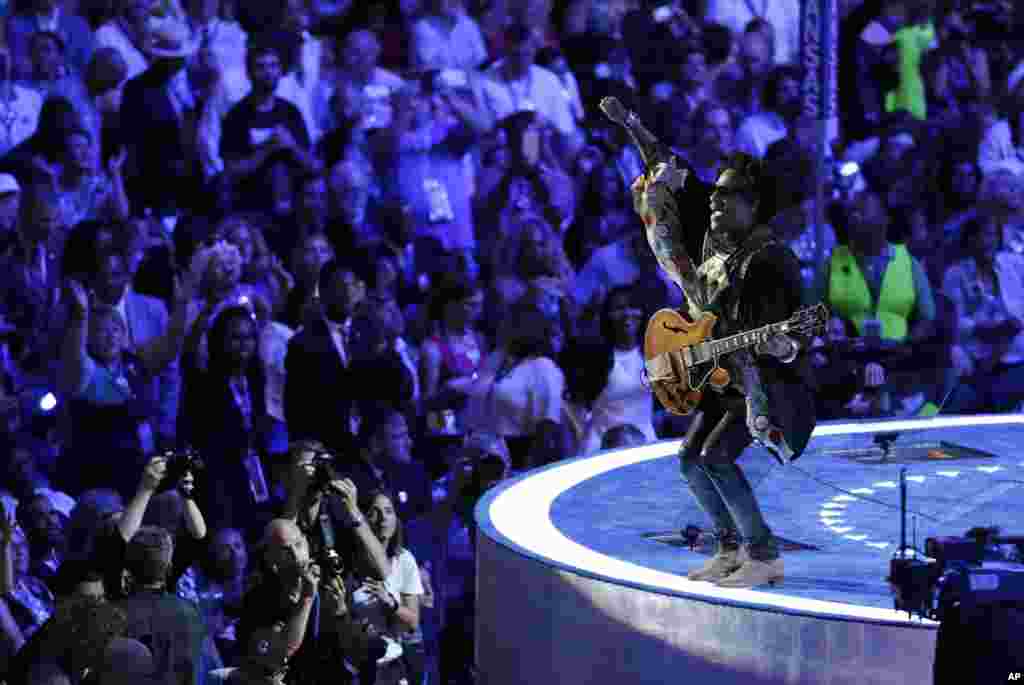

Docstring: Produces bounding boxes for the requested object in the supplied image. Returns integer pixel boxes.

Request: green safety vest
[828,244,915,341]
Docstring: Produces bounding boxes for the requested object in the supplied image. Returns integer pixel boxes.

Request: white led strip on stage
[486,415,1024,625]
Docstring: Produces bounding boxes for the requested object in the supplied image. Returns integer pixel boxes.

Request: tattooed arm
[630,162,704,314]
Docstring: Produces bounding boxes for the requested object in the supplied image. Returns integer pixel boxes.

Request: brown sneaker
[686,547,743,582]
[713,557,784,589]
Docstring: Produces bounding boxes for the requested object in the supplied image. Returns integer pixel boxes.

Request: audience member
[942,215,1024,414]
[563,284,654,455]
[464,305,565,469]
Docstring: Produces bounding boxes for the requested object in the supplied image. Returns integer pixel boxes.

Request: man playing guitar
[604,97,818,589]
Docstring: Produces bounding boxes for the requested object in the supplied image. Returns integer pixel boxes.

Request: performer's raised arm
[599,96,704,312]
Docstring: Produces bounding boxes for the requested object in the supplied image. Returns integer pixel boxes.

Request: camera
[310,451,339,494]
[159,447,205,493]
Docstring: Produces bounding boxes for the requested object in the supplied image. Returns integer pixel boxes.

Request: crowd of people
[0,0,1023,682]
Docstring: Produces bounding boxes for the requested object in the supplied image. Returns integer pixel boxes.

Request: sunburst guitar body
[643,309,726,415]
[642,304,828,416]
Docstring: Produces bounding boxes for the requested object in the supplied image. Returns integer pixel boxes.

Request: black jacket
[284,318,356,455]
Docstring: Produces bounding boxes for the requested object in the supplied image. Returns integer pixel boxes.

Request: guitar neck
[704,321,784,359]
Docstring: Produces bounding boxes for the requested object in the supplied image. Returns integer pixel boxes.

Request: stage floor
[529,415,1024,611]
[475,415,1024,684]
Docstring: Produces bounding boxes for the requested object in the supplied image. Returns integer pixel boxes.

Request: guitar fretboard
[695,322,784,362]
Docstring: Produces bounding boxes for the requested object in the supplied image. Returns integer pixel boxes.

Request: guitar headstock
[599,96,631,127]
[783,303,829,337]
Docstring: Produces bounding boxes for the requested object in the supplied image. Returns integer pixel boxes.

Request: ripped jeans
[678,407,779,562]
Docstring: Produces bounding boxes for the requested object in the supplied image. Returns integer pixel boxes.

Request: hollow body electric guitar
[643,304,829,415]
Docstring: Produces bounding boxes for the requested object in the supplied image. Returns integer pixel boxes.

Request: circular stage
[475,415,1024,685]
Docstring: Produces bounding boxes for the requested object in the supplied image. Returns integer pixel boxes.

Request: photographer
[235,518,375,685]
[56,453,202,603]
[278,441,389,584]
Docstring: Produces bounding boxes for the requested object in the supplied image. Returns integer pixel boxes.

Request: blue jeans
[678,409,779,562]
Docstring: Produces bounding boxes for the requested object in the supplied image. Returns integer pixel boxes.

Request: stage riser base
[477,535,937,685]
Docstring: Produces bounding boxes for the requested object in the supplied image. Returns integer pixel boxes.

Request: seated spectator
[813,190,940,416]
[0,45,44,158]
[975,100,1024,179]
[976,168,1024,255]
[563,284,655,456]
[419,274,486,434]
[600,423,647,451]
[409,0,488,71]
[1,512,55,656]
[464,305,565,469]
[5,0,94,82]
[220,40,320,216]
[180,305,274,533]
[942,215,1024,414]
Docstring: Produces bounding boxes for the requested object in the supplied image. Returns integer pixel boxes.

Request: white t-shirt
[465,353,565,436]
[350,548,425,640]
